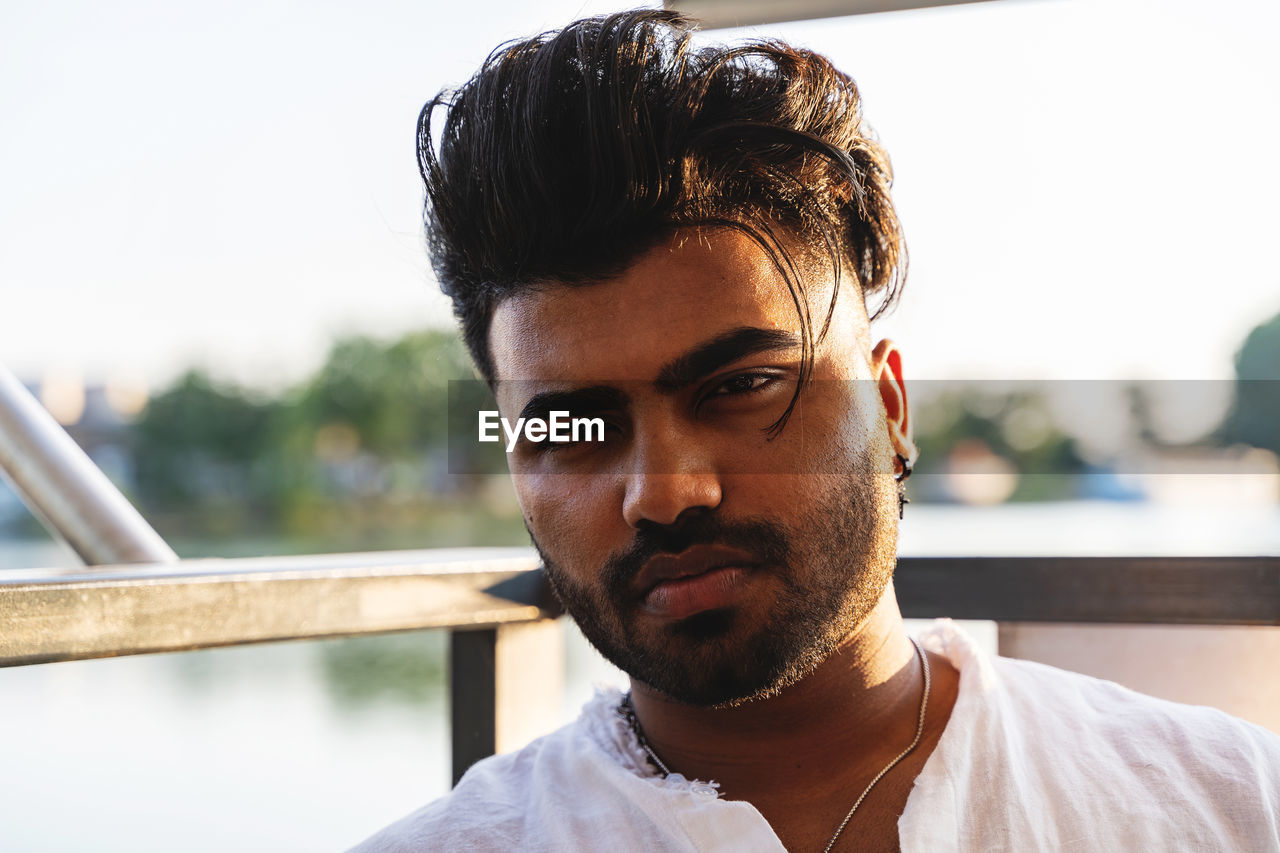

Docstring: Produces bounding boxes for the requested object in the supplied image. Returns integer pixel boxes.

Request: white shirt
[350,619,1280,852]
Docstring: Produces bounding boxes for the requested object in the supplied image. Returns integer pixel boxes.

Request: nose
[621,428,723,528]
[622,472,723,528]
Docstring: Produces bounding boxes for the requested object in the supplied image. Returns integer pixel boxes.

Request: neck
[626,584,923,801]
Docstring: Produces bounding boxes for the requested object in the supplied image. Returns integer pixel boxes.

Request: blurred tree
[131,370,281,507]
[912,387,1084,502]
[128,331,490,541]
[1217,310,1280,456]
[292,330,474,459]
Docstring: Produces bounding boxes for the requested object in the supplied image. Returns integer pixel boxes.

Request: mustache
[602,512,793,605]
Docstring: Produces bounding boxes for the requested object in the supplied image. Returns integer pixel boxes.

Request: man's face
[488,229,904,707]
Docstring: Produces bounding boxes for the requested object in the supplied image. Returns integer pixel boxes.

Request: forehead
[489,229,841,382]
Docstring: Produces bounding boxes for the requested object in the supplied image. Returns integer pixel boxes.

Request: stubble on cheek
[516,472,632,636]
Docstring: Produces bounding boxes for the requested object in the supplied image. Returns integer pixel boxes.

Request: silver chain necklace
[618,636,931,853]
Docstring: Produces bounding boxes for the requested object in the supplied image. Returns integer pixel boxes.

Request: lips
[635,544,760,620]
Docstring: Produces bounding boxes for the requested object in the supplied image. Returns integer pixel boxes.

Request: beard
[531,456,899,708]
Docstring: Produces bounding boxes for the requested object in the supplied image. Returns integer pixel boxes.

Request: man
[353,10,1280,851]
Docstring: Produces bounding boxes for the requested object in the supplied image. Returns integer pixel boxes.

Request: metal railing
[0,364,175,565]
[0,549,563,783]
[5,549,1278,779]
[0,549,551,667]
[5,552,1276,670]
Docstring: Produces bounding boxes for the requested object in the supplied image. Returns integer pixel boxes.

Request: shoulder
[991,652,1280,838]
[917,619,1280,847]
[925,618,1280,784]
[992,651,1280,765]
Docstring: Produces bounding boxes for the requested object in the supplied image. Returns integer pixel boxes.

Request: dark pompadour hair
[417,9,906,394]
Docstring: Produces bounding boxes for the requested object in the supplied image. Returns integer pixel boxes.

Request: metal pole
[0,363,176,566]
[450,620,564,785]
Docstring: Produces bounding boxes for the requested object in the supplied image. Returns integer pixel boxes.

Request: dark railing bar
[896,556,1280,626]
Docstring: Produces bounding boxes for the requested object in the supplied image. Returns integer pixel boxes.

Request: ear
[870,339,917,467]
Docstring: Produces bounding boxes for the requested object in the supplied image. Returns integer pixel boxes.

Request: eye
[707,372,776,398]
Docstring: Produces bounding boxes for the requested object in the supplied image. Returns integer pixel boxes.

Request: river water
[2,501,1277,851]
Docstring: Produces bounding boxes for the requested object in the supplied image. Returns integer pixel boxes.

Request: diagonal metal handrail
[0,362,176,566]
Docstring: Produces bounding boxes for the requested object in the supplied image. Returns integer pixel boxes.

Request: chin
[615,604,850,708]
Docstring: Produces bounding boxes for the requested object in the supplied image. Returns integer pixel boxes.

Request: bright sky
[3,0,1277,395]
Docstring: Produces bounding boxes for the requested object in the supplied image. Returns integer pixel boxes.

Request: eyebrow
[654,326,801,392]
[510,327,800,422]
[517,385,630,425]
